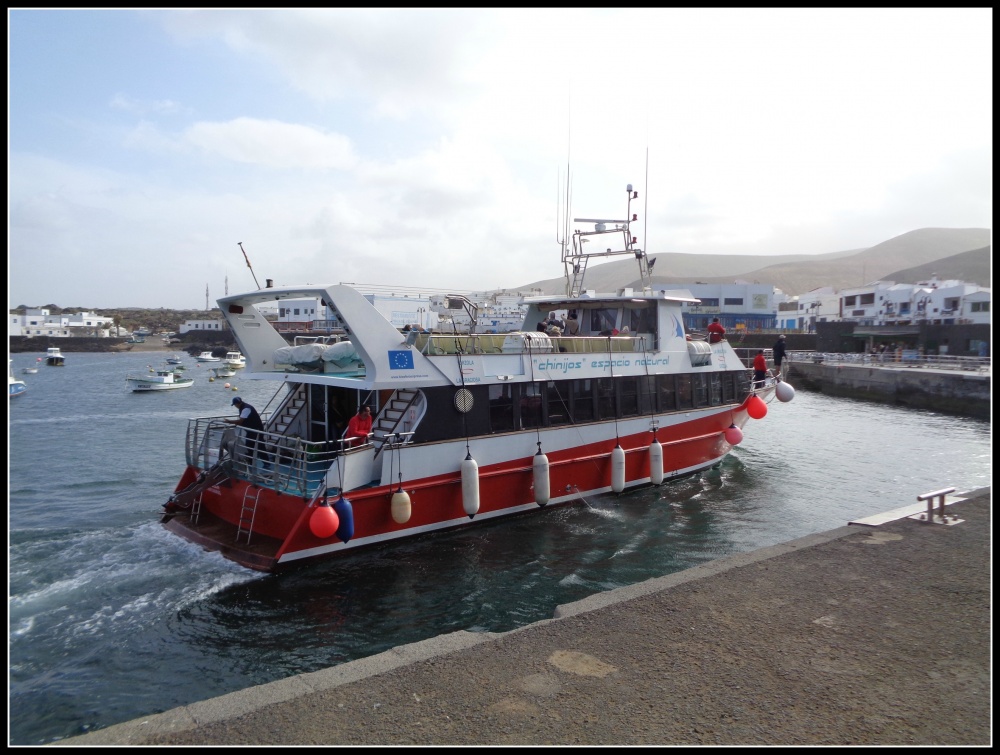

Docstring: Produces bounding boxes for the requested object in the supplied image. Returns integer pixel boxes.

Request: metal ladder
[236,486,263,544]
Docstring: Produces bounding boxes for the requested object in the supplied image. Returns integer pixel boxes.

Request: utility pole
[206,284,209,311]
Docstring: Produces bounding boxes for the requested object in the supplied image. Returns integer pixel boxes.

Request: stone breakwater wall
[787,361,989,419]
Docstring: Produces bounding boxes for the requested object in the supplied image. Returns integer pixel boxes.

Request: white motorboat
[126,368,195,392]
[45,347,65,366]
[10,361,27,398]
[222,351,247,369]
[196,351,221,362]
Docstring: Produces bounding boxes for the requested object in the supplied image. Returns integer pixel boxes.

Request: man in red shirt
[345,405,373,447]
[753,350,768,383]
[707,318,726,343]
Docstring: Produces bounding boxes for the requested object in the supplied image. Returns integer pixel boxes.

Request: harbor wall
[786,361,990,419]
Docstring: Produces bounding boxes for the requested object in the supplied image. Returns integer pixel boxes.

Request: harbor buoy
[648,439,664,484]
[232,386,238,391]
[391,489,412,524]
[308,500,340,539]
[747,395,768,419]
[461,453,480,518]
[533,448,550,506]
[775,381,795,403]
[224,382,231,389]
[724,424,744,445]
[209,377,215,382]
[333,495,354,543]
[611,445,626,493]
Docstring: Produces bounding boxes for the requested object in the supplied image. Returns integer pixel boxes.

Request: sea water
[8,352,992,744]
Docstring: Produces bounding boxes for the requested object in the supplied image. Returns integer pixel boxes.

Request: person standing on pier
[772,334,787,377]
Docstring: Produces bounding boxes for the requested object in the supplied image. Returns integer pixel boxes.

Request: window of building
[843,295,857,306]
[971,301,989,312]
[698,298,719,308]
[724,298,744,306]
[860,293,875,305]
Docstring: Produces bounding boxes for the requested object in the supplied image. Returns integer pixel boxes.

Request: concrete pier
[53,487,991,747]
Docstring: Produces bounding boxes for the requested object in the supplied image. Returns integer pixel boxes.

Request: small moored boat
[9,361,27,398]
[126,368,195,392]
[222,351,247,369]
[196,351,221,362]
[45,347,65,366]
[210,365,237,378]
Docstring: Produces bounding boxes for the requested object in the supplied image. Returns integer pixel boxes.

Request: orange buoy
[309,501,340,538]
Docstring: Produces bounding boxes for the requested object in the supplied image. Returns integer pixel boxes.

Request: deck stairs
[372,388,421,454]
[268,384,308,436]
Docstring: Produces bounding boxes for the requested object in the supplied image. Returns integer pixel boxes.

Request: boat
[196,351,221,362]
[210,365,237,378]
[126,367,196,392]
[45,347,65,366]
[22,358,40,374]
[222,351,247,369]
[10,361,27,398]
[161,182,794,572]
[166,356,185,365]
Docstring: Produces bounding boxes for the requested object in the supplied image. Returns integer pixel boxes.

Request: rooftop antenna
[205,283,209,311]
[238,242,262,290]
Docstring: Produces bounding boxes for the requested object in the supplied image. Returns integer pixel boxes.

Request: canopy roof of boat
[521,288,700,308]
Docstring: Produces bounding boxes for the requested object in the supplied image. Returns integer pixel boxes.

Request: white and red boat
[162,184,793,571]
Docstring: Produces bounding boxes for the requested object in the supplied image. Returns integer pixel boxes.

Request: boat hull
[161,406,749,572]
[127,379,195,392]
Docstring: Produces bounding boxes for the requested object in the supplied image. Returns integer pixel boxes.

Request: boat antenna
[238,242,262,290]
[644,147,649,273]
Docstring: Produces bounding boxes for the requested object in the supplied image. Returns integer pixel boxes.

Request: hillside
[515,228,991,296]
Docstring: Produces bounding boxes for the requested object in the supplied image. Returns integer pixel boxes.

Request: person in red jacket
[753,350,768,383]
[707,318,726,343]
[345,405,373,447]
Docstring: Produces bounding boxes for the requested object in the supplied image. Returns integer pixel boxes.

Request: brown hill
[516,228,991,296]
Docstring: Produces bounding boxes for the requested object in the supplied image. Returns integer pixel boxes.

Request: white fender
[461,454,480,518]
[533,451,550,506]
[391,489,412,524]
[648,439,664,485]
[611,445,626,493]
[775,381,795,403]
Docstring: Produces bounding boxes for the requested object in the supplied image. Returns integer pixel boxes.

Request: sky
[8,8,993,310]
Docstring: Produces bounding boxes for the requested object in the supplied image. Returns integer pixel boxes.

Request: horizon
[9,9,992,309]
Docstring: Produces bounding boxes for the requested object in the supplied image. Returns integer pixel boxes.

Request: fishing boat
[9,361,27,398]
[166,355,185,365]
[210,365,238,378]
[22,358,41,374]
[161,183,794,572]
[45,347,65,366]
[222,351,247,369]
[196,351,221,362]
[126,367,196,392]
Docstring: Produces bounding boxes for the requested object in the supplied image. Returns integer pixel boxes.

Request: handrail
[790,351,989,372]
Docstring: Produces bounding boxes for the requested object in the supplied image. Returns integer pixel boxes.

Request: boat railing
[185,416,339,498]
[414,332,648,356]
[788,350,990,373]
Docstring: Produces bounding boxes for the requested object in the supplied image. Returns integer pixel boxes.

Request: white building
[837,277,990,327]
[179,318,228,334]
[9,308,115,338]
[654,281,778,333]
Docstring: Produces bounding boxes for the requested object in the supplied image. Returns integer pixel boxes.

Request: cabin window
[571,379,595,422]
[489,384,515,433]
[708,373,723,406]
[628,307,657,335]
[618,376,640,417]
[518,384,544,429]
[721,373,736,403]
[546,381,572,426]
[595,377,615,419]
[736,371,752,403]
[656,375,677,412]
[676,374,694,409]
[590,308,619,334]
[692,374,709,407]
[638,376,656,415]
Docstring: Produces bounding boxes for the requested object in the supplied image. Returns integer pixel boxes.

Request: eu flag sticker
[388,350,415,370]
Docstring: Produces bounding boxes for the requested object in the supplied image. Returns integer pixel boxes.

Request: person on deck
[707,318,726,343]
[226,397,268,464]
[345,405,373,447]
[753,350,768,383]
